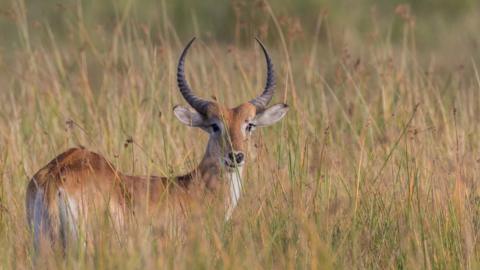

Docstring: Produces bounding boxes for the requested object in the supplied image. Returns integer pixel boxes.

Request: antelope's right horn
[177,37,210,115]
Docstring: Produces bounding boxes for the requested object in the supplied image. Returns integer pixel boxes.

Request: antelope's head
[173,38,288,171]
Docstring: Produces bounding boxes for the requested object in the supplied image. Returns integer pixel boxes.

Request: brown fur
[26,102,259,248]
[206,102,257,154]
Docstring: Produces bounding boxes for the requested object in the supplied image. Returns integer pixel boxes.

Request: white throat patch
[225,168,243,221]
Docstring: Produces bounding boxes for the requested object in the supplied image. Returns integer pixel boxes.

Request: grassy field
[1,0,480,269]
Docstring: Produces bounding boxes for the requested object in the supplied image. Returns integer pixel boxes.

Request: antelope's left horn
[250,38,276,111]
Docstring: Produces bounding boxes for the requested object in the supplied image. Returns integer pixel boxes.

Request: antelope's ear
[253,103,289,127]
[173,105,207,127]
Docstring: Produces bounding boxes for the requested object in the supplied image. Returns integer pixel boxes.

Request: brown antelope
[26,37,288,250]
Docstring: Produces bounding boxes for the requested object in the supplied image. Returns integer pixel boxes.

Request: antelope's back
[26,147,129,248]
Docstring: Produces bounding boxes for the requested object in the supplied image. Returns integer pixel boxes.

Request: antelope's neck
[194,143,245,220]
[124,142,243,219]
[194,138,223,189]
[225,168,243,221]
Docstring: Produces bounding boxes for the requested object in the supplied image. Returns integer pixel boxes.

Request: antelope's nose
[228,151,245,164]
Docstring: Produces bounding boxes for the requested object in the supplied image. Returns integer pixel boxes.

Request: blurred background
[0,0,479,62]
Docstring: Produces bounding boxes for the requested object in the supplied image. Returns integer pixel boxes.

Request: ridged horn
[177,37,210,115]
[250,38,275,110]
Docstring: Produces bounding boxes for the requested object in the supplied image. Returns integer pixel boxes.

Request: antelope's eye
[211,123,220,133]
[246,123,256,132]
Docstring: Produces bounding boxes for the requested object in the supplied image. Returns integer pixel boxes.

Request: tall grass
[1,0,480,269]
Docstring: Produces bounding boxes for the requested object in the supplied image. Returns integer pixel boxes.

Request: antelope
[26,38,288,250]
